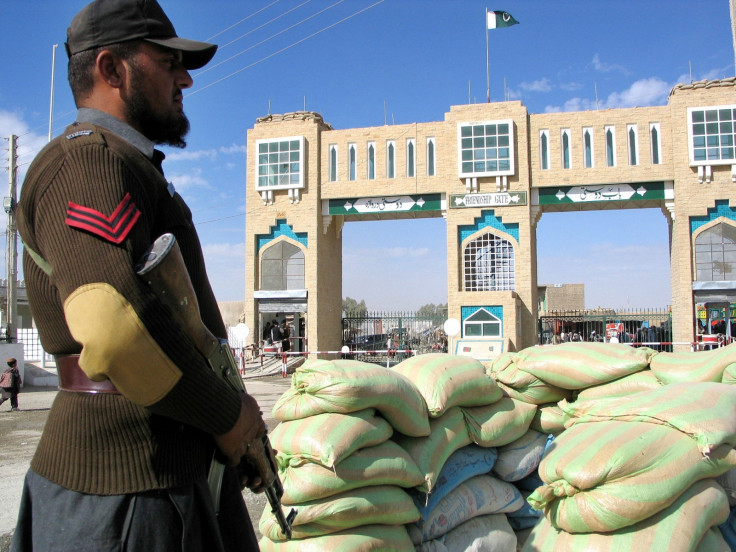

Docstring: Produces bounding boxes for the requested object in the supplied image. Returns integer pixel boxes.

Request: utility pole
[5,135,18,343]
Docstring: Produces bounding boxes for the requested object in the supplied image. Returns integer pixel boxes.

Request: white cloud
[202,242,246,301]
[519,78,553,93]
[165,148,218,162]
[220,143,247,155]
[0,110,49,182]
[544,76,671,113]
[591,54,629,75]
[167,167,210,192]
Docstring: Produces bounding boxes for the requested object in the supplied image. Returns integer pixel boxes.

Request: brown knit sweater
[18,122,242,495]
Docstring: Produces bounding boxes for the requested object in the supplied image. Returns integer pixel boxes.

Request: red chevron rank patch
[65,193,141,244]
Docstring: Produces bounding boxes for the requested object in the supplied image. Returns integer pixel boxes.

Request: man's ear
[96,50,126,88]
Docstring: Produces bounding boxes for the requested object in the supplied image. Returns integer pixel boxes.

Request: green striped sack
[259,485,420,541]
[258,524,414,552]
[572,370,662,402]
[522,478,729,552]
[462,397,538,447]
[560,382,736,454]
[270,408,393,468]
[272,359,430,437]
[417,474,524,541]
[392,354,502,417]
[528,420,736,533]
[650,342,736,384]
[492,359,572,404]
[280,440,424,504]
[529,404,568,435]
[514,342,655,390]
[393,406,472,494]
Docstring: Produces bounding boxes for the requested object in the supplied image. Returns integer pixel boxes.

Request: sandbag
[412,444,498,519]
[492,429,547,482]
[649,342,736,384]
[507,490,543,531]
[560,382,736,454]
[281,440,424,504]
[258,524,414,551]
[514,342,655,390]
[393,406,472,494]
[270,408,392,468]
[417,474,523,541]
[392,354,502,417]
[492,360,571,405]
[523,479,730,552]
[259,485,420,541]
[462,398,537,447]
[529,404,568,435]
[572,369,663,401]
[441,514,517,552]
[272,359,430,437]
[528,420,736,533]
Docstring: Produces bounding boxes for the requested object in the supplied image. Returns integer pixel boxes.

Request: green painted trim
[537,181,666,205]
[328,193,442,216]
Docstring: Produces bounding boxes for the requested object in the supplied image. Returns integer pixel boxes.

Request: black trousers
[11,467,259,551]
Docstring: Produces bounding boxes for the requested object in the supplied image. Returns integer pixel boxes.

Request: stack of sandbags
[391,354,542,549]
[651,342,736,384]
[523,381,736,551]
[261,359,431,550]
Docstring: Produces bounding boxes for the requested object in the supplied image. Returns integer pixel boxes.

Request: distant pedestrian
[0,357,21,411]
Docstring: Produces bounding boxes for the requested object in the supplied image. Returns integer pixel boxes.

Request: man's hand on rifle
[214,393,266,467]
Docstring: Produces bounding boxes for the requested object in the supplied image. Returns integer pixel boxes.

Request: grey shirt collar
[75,108,158,161]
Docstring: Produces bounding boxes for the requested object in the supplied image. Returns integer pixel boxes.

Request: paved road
[0,373,292,551]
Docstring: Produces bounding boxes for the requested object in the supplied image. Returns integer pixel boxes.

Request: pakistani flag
[487,10,519,29]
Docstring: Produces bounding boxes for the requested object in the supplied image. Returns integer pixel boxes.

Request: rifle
[135,233,296,539]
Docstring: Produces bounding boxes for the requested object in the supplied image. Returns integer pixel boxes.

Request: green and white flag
[487,10,519,29]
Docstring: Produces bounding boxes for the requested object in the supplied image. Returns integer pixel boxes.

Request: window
[329,144,338,182]
[539,130,549,170]
[561,129,571,169]
[427,138,436,176]
[463,308,501,337]
[407,139,415,177]
[627,124,638,166]
[605,126,616,167]
[689,106,736,164]
[386,141,395,178]
[256,136,304,190]
[695,222,736,282]
[261,241,305,290]
[650,123,661,165]
[367,142,375,180]
[348,143,357,181]
[464,232,515,291]
[583,127,594,168]
[458,120,514,177]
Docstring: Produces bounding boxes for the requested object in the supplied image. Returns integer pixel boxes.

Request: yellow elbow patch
[64,283,182,406]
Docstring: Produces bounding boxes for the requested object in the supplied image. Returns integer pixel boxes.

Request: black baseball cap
[65,0,217,70]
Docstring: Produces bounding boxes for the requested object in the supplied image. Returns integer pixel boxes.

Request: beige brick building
[244,78,736,357]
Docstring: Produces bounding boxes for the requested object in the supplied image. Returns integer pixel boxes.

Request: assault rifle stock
[136,233,296,539]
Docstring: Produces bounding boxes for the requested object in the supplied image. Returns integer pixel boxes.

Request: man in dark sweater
[12,1,266,550]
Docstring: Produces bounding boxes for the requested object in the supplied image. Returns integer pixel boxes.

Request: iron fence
[538,308,673,351]
[342,311,447,364]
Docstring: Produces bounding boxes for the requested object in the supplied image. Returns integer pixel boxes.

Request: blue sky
[1,1,734,311]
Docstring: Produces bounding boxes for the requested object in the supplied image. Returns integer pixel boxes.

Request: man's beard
[125,67,190,148]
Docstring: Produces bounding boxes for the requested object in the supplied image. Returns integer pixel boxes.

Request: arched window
[427,138,435,176]
[407,139,415,177]
[463,232,515,291]
[605,127,616,167]
[348,144,356,181]
[261,241,305,290]
[387,141,395,178]
[561,130,571,169]
[695,221,736,281]
[368,143,375,179]
[583,128,593,168]
[540,130,549,170]
[329,145,338,182]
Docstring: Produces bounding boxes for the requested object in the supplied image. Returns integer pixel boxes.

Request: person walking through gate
[11,1,267,550]
[280,320,291,377]
[0,357,22,411]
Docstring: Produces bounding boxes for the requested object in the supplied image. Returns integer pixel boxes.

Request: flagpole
[485,8,490,102]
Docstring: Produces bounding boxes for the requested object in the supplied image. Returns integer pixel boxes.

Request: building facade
[243,78,736,358]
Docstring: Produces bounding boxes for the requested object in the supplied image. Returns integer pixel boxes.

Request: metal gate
[538,308,673,351]
[342,311,447,364]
